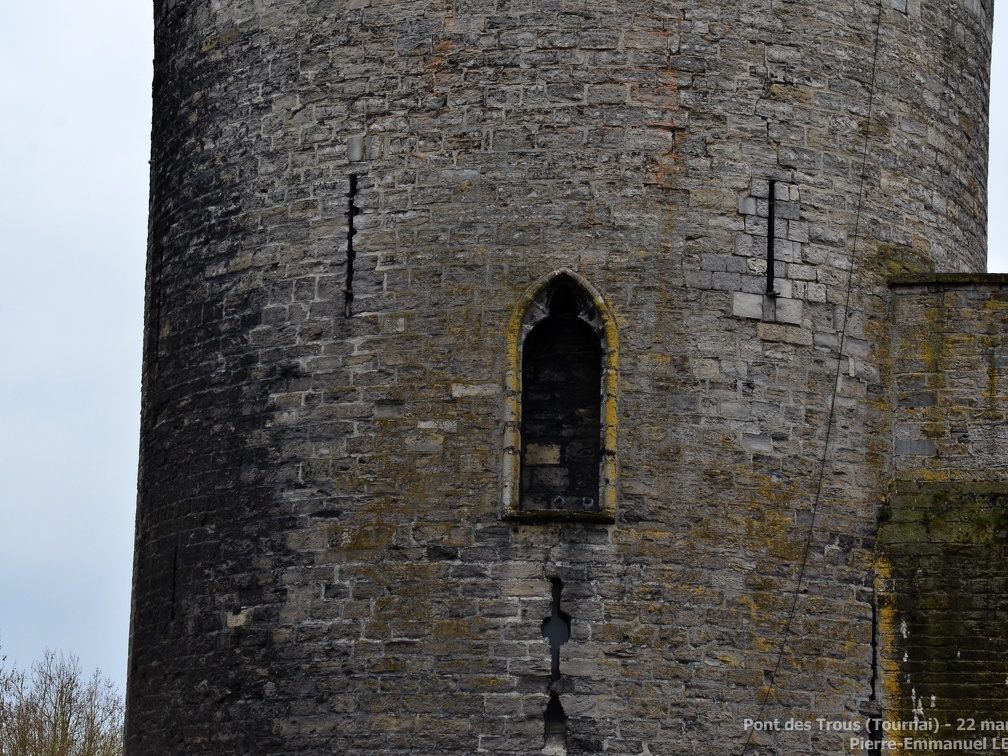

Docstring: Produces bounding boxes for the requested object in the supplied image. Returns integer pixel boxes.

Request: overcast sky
[0,1,150,695]
[0,3,1006,698]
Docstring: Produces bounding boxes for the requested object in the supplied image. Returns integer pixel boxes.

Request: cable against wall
[739,0,884,751]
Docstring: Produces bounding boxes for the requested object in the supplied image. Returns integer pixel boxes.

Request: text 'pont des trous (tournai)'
[744,716,1008,751]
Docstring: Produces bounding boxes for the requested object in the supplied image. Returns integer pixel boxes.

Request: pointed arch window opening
[502,269,618,523]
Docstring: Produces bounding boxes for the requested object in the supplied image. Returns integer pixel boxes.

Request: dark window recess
[544,693,568,754]
[520,283,602,512]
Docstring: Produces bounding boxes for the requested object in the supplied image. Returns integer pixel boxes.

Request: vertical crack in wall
[344,174,358,317]
[541,578,571,754]
[766,178,777,296]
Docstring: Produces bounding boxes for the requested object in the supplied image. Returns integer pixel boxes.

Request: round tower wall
[128,1,992,753]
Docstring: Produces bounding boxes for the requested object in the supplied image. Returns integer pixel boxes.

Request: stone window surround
[501,268,619,523]
[731,179,817,328]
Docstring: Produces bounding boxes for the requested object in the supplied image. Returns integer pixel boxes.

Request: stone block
[806,282,827,302]
[774,297,803,325]
[894,438,936,456]
[741,433,774,453]
[757,322,813,345]
[525,443,561,465]
[732,292,764,320]
[787,263,817,281]
[451,383,500,398]
[776,200,800,220]
[712,271,742,291]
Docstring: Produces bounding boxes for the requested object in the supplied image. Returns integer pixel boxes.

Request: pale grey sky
[0,2,1005,699]
[0,1,150,694]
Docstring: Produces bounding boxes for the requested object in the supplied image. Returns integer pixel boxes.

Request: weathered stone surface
[128,0,999,754]
[890,277,1008,482]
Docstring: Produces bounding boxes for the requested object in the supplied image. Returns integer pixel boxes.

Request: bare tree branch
[0,648,123,756]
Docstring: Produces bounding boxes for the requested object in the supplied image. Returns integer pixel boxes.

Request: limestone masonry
[128,0,1008,753]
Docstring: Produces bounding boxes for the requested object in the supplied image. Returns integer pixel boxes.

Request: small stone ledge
[501,508,616,525]
[888,272,1008,288]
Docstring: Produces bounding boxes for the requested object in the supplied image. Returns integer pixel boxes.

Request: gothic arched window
[502,270,618,522]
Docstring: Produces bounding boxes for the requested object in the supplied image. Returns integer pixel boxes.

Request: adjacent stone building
[127,0,1007,753]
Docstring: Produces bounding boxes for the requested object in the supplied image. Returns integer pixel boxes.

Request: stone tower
[128,0,1008,753]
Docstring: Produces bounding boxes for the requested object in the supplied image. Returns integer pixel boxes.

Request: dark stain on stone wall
[878,484,1008,731]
